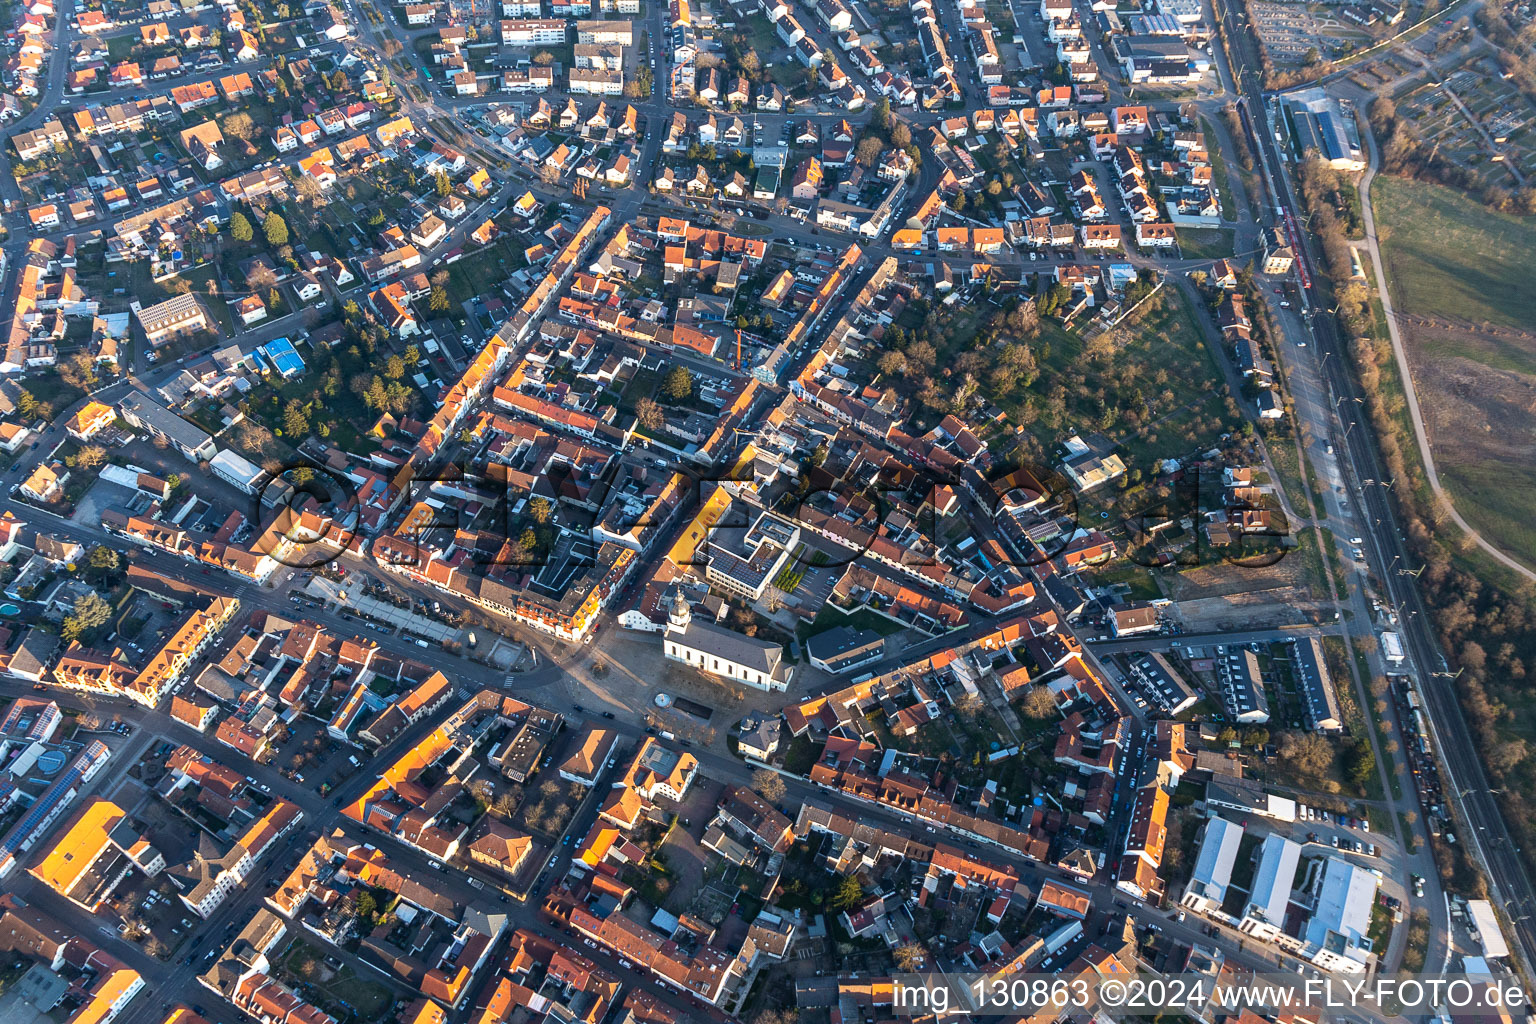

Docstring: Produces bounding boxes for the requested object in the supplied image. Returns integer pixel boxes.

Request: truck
[423,337,440,353]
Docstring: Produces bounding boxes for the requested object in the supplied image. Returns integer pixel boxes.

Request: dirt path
[1356,121,1536,582]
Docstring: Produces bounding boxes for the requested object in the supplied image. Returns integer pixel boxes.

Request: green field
[1199,117,1239,221]
[1176,227,1236,261]
[1374,174,1536,567]
[1437,460,1536,572]
[1373,175,1536,330]
[1000,286,1244,473]
[445,236,527,305]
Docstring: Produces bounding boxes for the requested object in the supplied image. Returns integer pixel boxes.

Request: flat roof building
[1204,775,1296,823]
[1240,833,1301,943]
[701,496,799,602]
[806,625,884,675]
[1303,858,1378,973]
[119,392,216,463]
[1181,816,1243,913]
[210,448,266,495]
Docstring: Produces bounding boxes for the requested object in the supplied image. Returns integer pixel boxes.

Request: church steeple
[667,587,692,632]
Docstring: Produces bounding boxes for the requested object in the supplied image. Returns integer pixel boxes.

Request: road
[0,0,1479,1012]
[1211,0,1536,980]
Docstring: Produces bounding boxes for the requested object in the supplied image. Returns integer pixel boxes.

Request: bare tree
[953,692,984,720]
[1019,685,1057,720]
[635,396,665,431]
[752,768,786,803]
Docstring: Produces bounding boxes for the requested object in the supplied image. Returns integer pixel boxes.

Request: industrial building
[1283,89,1366,171]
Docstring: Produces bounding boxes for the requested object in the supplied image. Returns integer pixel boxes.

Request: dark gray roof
[12,629,60,679]
[805,625,883,668]
[673,618,784,677]
[1204,774,1268,812]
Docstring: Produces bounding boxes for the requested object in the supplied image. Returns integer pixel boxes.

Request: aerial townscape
[1,0,1536,1019]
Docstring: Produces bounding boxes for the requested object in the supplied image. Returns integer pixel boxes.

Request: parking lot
[1249,1,1373,65]
[272,716,364,792]
[302,577,466,643]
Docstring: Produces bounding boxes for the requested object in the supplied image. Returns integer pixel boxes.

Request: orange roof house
[559,728,618,786]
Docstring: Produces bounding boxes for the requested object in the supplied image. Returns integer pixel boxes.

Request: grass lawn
[1176,227,1236,261]
[1437,459,1536,572]
[1267,439,1319,519]
[118,260,173,305]
[1368,901,1395,961]
[1373,174,1536,567]
[445,237,527,304]
[797,604,907,641]
[782,733,820,773]
[1084,562,1164,600]
[1374,174,1536,330]
[1200,116,1239,221]
[868,711,955,758]
[742,13,784,62]
[21,371,86,420]
[991,287,1243,482]
[279,940,395,1021]
[1323,635,1385,802]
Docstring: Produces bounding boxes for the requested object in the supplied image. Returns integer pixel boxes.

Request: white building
[1204,776,1296,823]
[211,449,268,495]
[1302,858,1378,973]
[501,17,566,44]
[1181,816,1243,913]
[662,589,791,692]
[1381,631,1405,665]
[701,498,799,601]
[1467,899,1511,959]
[1239,833,1300,943]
